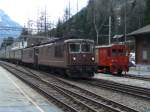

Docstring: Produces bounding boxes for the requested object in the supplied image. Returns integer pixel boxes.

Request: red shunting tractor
[95,44,130,75]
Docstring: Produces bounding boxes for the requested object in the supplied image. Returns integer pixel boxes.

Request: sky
[0,0,89,26]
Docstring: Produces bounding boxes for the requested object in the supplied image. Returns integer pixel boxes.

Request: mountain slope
[0,9,22,38]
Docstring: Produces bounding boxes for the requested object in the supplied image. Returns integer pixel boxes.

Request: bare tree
[88,0,113,45]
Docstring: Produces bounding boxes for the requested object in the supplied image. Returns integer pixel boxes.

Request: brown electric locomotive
[21,39,95,78]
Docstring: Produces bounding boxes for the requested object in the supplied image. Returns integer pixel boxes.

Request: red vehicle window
[112,49,128,56]
[112,49,117,56]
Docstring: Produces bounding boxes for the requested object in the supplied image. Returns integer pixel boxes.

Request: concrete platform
[94,73,150,89]
[0,66,63,112]
[129,67,150,77]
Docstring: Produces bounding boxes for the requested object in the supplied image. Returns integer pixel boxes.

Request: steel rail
[1,63,98,112]
[0,61,139,112]
[82,78,150,101]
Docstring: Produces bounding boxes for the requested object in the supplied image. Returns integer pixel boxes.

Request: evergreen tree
[56,19,63,37]
[48,0,146,45]
[1,37,14,48]
[144,0,150,25]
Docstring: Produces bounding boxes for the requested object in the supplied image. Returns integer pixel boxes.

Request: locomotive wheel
[117,70,123,75]
[66,69,72,77]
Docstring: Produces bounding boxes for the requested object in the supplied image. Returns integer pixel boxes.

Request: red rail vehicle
[95,44,130,75]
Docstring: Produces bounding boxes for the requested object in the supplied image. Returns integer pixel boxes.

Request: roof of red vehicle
[95,44,125,48]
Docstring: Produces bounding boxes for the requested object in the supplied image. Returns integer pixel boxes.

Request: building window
[142,49,148,61]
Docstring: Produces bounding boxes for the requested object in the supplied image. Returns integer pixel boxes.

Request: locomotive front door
[34,48,39,68]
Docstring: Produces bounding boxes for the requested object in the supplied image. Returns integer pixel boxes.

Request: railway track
[80,78,150,101]
[0,61,139,112]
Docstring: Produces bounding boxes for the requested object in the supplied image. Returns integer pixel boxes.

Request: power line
[0,26,40,32]
[0,26,23,31]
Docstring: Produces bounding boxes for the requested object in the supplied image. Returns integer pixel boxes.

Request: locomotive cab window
[81,43,92,53]
[69,43,80,53]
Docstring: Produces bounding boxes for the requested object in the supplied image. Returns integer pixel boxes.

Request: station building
[127,25,150,71]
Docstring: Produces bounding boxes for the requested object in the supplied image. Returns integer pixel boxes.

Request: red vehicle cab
[95,44,130,75]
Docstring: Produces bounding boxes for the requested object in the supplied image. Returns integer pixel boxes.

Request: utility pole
[124,0,127,43]
[44,6,47,36]
[69,0,71,19]
[91,0,99,45]
[109,16,112,45]
[77,0,78,14]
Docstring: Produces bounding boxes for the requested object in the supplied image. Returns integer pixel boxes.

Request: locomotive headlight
[73,57,76,61]
[92,57,95,61]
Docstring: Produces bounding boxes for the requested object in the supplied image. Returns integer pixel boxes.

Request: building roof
[128,25,150,36]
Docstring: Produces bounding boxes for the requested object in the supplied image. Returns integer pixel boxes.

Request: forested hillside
[49,0,147,45]
[144,0,150,25]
